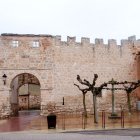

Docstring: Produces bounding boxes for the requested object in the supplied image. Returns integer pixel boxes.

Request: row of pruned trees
[74,74,140,123]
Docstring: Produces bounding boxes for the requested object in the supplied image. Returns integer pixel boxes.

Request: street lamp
[2,74,7,85]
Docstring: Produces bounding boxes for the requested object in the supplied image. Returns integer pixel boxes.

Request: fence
[46,110,140,130]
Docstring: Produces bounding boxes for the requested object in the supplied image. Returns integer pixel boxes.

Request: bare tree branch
[83,79,91,86]
[94,83,107,96]
[122,80,140,94]
[76,75,91,87]
[77,75,82,83]
[74,83,89,93]
[92,74,98,86]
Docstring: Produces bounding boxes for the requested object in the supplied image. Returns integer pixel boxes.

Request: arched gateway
[10,73,41,115]
[0,68,53,118]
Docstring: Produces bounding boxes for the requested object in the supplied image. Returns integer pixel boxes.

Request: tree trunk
[127,92,131,114]
[83,93,87,118]
[111,84,115,115]
[92,91,98,123]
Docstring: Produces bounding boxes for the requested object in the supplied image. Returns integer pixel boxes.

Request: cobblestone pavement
[0,129,140,140]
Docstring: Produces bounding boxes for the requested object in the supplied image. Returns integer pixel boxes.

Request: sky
[0,0,140,43]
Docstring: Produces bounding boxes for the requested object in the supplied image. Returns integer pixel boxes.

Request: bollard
[102,111,104,128]
[62,111,65,130]
[82,113,83,129]
[82,112,86,129]
[102,110,105,128]
[104,111,105,128]
[121,110,124,128]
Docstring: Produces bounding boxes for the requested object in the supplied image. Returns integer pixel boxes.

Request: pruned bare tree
[74,74,107,123]
[122,80,140,113]
[74,83,89,117]
[104,79,140,115]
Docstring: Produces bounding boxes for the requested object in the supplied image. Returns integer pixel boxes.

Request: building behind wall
[18,84,40,110]
[0,33,140,117]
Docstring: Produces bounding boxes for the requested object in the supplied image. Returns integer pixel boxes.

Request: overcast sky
[0,0,139,43]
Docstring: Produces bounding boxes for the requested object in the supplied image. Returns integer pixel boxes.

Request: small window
[12,41,19,47]
[32,41,39,47]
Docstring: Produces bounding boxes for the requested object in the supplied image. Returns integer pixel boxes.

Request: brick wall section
[0,34,139,117]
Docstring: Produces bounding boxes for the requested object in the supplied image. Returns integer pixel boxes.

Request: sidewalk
[0,110,139,132]
[0,110,140,140]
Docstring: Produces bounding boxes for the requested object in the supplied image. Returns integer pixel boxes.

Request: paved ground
[0,110,140,132]
[65,128,140,136]
[0,110,140,139]
[0,129,140,140]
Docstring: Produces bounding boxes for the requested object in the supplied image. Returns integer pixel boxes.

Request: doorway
[10,73,41,116]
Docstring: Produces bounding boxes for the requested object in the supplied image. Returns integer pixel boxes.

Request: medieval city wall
[52,36,138,112]
[0,34,139,116]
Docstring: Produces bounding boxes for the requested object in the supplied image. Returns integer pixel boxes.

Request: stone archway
[10,73,41,116]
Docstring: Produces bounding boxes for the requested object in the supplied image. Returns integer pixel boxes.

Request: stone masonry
[0,33,140,117]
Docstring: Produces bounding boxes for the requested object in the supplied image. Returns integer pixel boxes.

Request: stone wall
[0,34,139,117]
[51,36,138,113]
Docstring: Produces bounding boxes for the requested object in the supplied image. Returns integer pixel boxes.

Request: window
[12,40,19,47]
[32,41,39,47]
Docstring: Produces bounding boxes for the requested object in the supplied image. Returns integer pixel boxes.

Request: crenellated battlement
[55,35,138,48]
[0,33,140,48]
[0,33,139,118]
